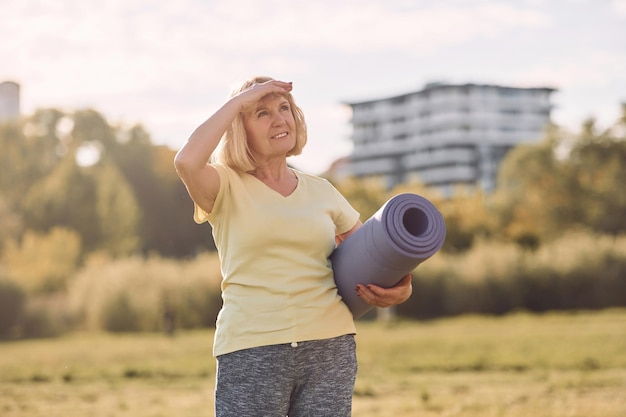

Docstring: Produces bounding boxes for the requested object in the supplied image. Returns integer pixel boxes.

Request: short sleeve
[192,164,229,224]
[331,185,360,235]
[193,203,210,224]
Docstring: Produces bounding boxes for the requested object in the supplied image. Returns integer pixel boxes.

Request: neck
[249,162,293,181]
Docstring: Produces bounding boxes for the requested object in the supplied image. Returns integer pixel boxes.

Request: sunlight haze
[2,0,625,173]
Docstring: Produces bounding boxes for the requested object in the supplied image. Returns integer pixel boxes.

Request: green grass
[353,310,626,416]
[1,309,625,417]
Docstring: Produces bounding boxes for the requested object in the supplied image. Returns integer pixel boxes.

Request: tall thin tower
[0,81,20,122]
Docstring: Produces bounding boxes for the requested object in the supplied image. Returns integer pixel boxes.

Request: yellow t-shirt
[194,164,360,356]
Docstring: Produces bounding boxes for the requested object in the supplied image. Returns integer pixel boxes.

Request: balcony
[349,157,398,177]
[404,147,476,170]
[413,165,477,185]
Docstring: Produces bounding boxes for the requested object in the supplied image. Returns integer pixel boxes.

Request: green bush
[20,303,64,339]
[101,293,141,332]
[2,227,81,293]
[0,279,26,339]
[62,231,625,330]
[68,253,222,332]
[399,231,626,319]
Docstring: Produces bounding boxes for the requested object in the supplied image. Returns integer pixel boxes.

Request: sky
[2,0,625,174]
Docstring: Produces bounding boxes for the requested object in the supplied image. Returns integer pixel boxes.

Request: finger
[239,81,293,109]
[257,80,293,93]
[242,80,291,97]
[356,284,377,303]
[398,274,413,285]
[268,80,293,88]
[365,284,387,297]
[271,82,293,94]
[357,284,392,308]
[365,281,411,305]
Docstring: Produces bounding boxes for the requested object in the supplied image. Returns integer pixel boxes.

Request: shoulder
[212,163,248,185]
[293,169,353,207]
[212,163,236,177]
[203,164,247,218]
[292,169,334,189]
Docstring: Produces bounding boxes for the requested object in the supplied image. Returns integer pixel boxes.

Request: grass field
[1,309,625,417]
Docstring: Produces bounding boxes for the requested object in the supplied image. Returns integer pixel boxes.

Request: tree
[110,126,215,257]
[333,176,388,221]
[18,109,141,257]
[0,194,22,248]
[0,279,26,338]
[493,107,626,244]
[21,155,99,250]
[92,158,140,257]
[566,116,626,234]
[2,227,81,293]
[492,136,568,245]
[437,188,493,253]
[0,111,66,242]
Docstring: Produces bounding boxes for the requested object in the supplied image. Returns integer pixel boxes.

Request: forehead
[256,93,289,107]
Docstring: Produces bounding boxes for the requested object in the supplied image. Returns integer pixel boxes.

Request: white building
[0,81,20,122]
[343,82,555,194]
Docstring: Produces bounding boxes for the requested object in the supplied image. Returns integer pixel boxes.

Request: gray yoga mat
[330,193,446,319]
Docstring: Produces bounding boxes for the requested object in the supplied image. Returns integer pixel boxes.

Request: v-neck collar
[246,168,300,198]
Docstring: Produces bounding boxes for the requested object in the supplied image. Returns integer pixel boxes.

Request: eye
[256,110,268,118]
[280,104,291,112]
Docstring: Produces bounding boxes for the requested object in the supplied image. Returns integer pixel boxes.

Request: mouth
[271,132,289,139]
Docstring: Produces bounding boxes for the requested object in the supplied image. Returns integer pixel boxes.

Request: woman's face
[242,93,296,162]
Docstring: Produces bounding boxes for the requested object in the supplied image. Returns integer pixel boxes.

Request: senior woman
[174,76,412,417]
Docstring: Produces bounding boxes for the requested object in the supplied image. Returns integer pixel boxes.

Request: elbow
[174,150,194,177]
[173,151,186,172]
[174,149,212,183]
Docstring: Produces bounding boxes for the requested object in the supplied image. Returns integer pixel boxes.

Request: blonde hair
[211,76,307,172]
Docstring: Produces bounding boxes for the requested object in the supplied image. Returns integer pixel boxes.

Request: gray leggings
[215,334,357,417]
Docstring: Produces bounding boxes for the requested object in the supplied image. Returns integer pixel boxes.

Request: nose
[271,110,286,125]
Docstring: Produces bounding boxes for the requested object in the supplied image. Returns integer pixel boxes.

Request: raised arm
[174,80,293,214]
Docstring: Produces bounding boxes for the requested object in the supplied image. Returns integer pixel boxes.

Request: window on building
[499,88,520,97]
[392,96,408,105]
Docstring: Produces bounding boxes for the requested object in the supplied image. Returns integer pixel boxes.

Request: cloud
[0,0,552,119]
[185,1,551,55]
[512,50,626,88]
[2,0,551,79]
[613,0,626,16]
[1,0,622,173]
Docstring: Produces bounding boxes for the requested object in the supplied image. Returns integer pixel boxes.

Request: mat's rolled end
[331,193,446,318]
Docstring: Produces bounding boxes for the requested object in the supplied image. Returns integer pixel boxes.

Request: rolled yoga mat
[330,193,446,319]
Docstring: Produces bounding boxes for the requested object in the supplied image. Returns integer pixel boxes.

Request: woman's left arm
[335,221,413,308]
[355,274,413,308]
